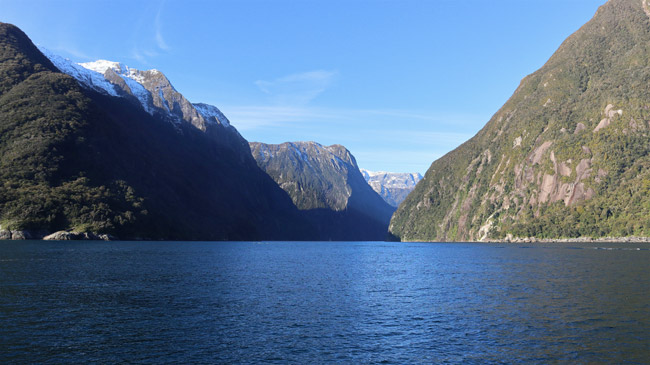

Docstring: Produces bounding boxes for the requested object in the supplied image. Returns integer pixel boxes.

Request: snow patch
[39,47,119,97]
[80,60,147,84]
[360,169,422,189]
[193,103,232,128]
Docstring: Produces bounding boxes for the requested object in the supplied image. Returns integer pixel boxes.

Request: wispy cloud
[255,70,338,105]
[220,104,482,132]
[128,1,169,64]
[131,48,147,63]
[155,6,170,51]
[219,105,331,131]
[47,43,92,61]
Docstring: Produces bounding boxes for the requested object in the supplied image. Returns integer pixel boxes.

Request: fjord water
[1,241,648,363]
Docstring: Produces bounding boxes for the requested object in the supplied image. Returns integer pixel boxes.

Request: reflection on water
[0,241,648,363]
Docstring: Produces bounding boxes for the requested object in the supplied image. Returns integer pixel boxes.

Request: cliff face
[251,142,395,241]
[391,0,650,241]
[0,22,313,241]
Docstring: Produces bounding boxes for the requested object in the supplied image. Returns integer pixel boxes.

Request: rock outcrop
[42,231,115,241]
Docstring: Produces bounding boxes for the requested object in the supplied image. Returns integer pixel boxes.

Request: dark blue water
[1,241,649,363]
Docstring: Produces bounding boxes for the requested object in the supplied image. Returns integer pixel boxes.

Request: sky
[0,0,606,174]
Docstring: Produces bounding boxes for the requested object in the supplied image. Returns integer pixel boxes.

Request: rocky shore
[0,227,116,241]
[485,234,650,243]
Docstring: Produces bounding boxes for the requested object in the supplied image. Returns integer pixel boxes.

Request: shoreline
[484,234,650,243]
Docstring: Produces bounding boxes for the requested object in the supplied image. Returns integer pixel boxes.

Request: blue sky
[1,0,605,174]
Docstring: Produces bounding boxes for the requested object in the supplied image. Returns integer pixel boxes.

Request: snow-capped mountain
[39,47,252,159]
[360,169,422,207]
[39,47,232,132]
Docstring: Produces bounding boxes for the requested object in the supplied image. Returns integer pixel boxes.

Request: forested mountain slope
[390,0,650,241]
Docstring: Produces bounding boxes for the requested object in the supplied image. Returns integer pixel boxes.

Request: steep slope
[250,142,395,240]
[0,22,312,240]
[390,0,650,241]
[361,169,422,207]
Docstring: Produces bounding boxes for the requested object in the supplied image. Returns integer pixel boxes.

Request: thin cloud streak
[219,106,328,131]
[47,44,92,61]
[255,70,338,105]
[220,104,483,132]
[155,7,170,51]
[127,2,169,65]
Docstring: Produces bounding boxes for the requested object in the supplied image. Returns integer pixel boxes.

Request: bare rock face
[574,122,586,134]
[594,104,623,132]
[10,231,28,240]
[43,231,115,241]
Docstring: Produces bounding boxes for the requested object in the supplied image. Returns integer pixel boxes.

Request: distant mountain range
[250,142,395,240]
[390,0,650,241]
[361,170,422,207]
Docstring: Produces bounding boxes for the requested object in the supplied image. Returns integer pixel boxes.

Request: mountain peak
[79,59,122,74]
[0,22,58,94]
[79,60,169,90]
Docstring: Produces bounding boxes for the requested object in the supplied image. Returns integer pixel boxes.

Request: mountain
[0,22,313,240]
[250,142,395,240]
[360,169,422,207]
[390,0,650,241]
[40,49,250,158]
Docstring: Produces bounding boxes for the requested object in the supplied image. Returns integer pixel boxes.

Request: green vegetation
[0,24,143,235]
[391,0,650,241]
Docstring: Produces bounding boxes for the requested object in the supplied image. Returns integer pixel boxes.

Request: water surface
[1,241,648,363]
